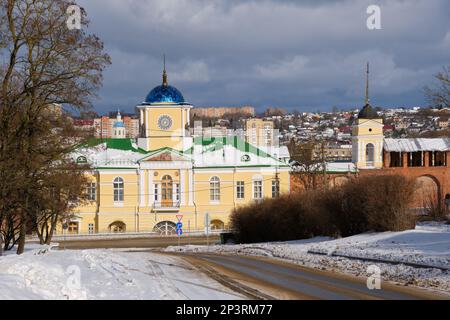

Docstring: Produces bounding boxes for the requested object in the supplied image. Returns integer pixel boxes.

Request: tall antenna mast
[365,62,370,105]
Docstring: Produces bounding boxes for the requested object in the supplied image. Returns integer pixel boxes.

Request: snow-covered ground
[0,246,243,300]
[165,222,450,293]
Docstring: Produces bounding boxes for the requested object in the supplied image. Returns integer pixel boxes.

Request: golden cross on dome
[162,54,168,86]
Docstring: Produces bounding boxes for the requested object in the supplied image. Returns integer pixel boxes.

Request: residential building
[246,118,275,147]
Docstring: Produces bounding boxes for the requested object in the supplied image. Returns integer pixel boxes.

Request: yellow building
[352,63,384,169]
[68,66,290,235]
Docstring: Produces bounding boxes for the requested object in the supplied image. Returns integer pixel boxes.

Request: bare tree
[35,162,90,245]
[288,138,327,191]
[0,0,110,254]
[425,66,450,109]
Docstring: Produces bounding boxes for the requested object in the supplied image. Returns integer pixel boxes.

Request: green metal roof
[85,138,147,154]
[192,136,271,158]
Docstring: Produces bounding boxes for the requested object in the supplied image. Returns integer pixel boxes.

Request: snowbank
[0,246,243,300]
[165,222,450,293]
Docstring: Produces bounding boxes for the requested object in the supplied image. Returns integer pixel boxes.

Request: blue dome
[145,85,185,104]
[113,122,125,128]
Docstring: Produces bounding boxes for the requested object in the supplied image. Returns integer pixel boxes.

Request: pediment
[139,148,190,162]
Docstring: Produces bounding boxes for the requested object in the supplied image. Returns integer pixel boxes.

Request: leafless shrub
[231,174,416,243]
[423,192,447,221]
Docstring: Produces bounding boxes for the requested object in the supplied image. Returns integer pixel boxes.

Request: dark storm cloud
[77,0,450,113]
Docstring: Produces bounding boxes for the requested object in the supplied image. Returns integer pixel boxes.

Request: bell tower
[137,56,192,151]
[352,63,384,169]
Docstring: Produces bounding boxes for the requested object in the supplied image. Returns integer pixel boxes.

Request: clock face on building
[157,115,173,130]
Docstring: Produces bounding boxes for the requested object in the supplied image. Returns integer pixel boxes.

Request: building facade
[68,68,290,235]
[245,118,275,147]
[191,106,255,118]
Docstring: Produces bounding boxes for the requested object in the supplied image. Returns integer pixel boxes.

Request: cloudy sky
[77,0,450,114]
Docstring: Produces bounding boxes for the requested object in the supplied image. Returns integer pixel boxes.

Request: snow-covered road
[0,247,243,300]
[179,253,448,300]
[166,222,450,294]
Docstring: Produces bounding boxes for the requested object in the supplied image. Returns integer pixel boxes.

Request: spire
[365,62,370,105]
[162,54,168,86]
[358,62,379,119]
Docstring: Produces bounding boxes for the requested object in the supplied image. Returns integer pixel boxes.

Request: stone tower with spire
[352,63,384,169]
[136,55,192,151]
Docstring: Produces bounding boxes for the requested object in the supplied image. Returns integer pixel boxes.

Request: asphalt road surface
[57,235,220,249]
[176,253,449,300]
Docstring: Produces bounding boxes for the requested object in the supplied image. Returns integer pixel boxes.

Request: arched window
[109,221,126,233]
[210,219,225,230]
[113,177,124,202]
[210,176,220,201]
[76,156,87,164]
[366,143,375,166]
[153,221,177,235]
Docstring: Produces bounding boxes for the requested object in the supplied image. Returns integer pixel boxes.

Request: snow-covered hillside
[166,222,450,293]
[0,247,243,300]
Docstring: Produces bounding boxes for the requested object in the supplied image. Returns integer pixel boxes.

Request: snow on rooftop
[74,137,287,169]
[73,143,141,168]
[290,161,356,173]
[384,138,450,152]
[257,145,290,159]
[193,144,284,167]
[326,162,356,172]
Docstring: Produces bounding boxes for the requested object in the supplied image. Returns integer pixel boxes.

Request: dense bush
[230,174,416,243]
[330,175,416,237]
[230,191,338,243]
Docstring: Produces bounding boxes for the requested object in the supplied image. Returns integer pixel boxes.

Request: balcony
[151,201,181,212]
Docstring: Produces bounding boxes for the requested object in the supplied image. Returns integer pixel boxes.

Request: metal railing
[152,200,181,210]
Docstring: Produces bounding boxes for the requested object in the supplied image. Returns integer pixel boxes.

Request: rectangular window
[236,181,245,199]
[433,151,446,167]
[175,183,180,202]
[253,180,262,199]
[68,222,79,234]
[272,180,280,198]
[389,152,402,167]
[154,184,159,202]
[88,223,94,234]
[86,182,96,201]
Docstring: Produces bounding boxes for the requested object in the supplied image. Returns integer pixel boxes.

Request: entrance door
[161,175,173,207]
